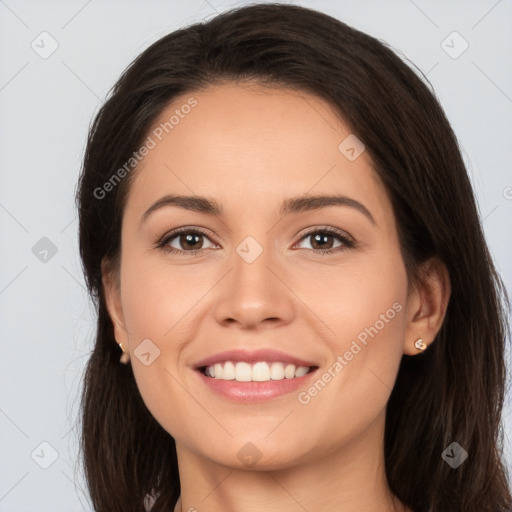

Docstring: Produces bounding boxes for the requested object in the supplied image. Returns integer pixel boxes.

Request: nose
[213,240,296,330]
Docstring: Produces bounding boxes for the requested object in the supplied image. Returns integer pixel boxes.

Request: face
[105,82,411,470]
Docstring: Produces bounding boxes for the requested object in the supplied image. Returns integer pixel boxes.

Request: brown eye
[295,228,355,254]
[158,228,217,255]
[175,232,204,250]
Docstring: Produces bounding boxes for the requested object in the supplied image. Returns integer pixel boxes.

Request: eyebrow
[139,193,376,227]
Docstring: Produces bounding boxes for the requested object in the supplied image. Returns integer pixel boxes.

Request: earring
[414,338,427,351]
[118,342,130,364]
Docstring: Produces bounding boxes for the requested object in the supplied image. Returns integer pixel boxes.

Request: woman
[76,4,511,511]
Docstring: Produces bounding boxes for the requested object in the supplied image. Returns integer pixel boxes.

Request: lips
[193,348,318,370]
[191,349,320,402]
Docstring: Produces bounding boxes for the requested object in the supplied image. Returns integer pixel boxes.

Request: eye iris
[181,232,202,250]
[311,233,333,250]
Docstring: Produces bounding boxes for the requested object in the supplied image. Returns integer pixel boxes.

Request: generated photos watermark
[93,97,198,200]
[297,301,403,405]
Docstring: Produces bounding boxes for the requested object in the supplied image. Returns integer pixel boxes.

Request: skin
[103,82,451,512]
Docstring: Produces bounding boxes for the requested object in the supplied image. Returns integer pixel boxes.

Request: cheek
[300,250,408,434]
[297,246,408,350]
[119,254,195,343]
[118,257,201,435]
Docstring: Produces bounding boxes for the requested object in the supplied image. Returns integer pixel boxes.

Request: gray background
[0,0,511,510]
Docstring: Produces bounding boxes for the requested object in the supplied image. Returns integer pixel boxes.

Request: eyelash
[155,226,355,257]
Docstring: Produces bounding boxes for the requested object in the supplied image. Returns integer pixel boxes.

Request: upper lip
[193,349,319,369]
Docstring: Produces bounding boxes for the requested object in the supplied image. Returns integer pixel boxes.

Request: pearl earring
[414,338,427,351]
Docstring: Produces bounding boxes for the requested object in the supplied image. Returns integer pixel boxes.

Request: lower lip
[195,368,318,402]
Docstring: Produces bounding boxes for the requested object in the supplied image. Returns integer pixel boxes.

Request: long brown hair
[75,4,512,511]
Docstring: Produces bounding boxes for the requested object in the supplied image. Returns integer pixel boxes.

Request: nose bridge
[212,231,295,328]
[233,234,273,288]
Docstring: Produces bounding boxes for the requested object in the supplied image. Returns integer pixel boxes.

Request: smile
[200,361,315,381]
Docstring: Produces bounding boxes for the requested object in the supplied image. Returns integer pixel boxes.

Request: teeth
[222,361,236,380]
[214,363,224,379]
[203,361,312,381]
[270,362,285,380]
[235,362,252,382]
[295,366,309,377]
[284,363,295,379]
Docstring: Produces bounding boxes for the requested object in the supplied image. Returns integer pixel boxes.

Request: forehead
[124,82,392,228]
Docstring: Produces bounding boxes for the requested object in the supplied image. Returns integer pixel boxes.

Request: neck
[174,411,409,512]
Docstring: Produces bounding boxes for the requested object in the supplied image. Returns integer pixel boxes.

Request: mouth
[195,363,319,402]
[197,361,319,382]
[192,348,320,401]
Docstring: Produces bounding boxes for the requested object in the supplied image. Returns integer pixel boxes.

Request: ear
[403,257,451,355]
[101,257,129,348]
